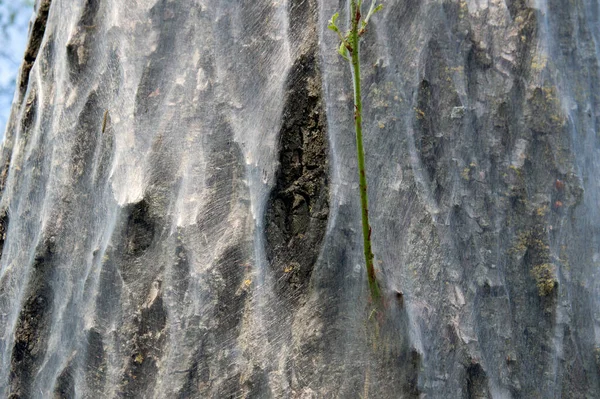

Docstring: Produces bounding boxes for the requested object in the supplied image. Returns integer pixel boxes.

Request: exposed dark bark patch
[9,239,56,398]
[120,286,167,397]
[505,0,529,18]
[177,344,210,399]
[19,0,52,91]
[80,0,101,27]
[264,47,329,302]
[0,209,8,260]
[53,359,75,399]
[84,328,107,396]
[0,158,10,194]
[213,244,248,338]
[242,365,272,399]
[66,0,102,78]
[415,79,439,182]
[466,362,490,399]
[170,243,190,304]
[71,91,102,183]
[466,38,493,71]
[133,0,186,124]
[21,86,38,136]
[122,199,156,259]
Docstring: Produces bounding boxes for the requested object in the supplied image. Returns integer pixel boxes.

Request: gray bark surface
[1,0,600,397]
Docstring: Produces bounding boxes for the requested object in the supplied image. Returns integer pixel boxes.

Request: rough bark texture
[1,0,600,398]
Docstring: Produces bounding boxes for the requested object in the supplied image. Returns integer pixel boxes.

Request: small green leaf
[328,12,340,32]
[338,42,349,60]
[362,2,383,28]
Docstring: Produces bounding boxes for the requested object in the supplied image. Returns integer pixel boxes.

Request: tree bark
[1,0,600,397]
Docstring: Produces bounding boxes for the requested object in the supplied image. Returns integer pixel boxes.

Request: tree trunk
[1,0,599,397]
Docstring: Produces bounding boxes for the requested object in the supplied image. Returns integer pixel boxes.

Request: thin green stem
[349,0,381,303]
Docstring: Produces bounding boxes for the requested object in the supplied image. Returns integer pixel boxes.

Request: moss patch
[531,263,557,296]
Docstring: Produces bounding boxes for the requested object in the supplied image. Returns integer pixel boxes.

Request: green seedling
[329,1,383,303]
